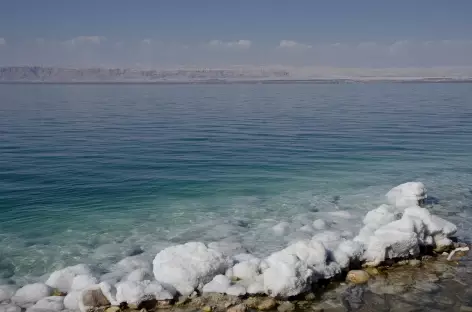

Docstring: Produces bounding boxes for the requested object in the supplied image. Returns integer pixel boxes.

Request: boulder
[226,285,246,297]
[0,285,17,302]
[263,253,313,297]
[386,182,427,209]
[153,242,230,295]
[71,274,99,291]
[79,284,111,312]
[363,219,420,266]
[123,268,153,282]
[202,275,231,294]
[227,260,261,281]
[11,283,52,307]
[115,280,174,305]
[45,264,92,292]
[0,304,21,312]
[63,291,80,311]
[27,296,64,312]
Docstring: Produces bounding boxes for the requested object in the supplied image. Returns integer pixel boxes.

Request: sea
[1,82,472,286]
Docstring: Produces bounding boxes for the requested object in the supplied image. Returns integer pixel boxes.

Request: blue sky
[1,0,472,68]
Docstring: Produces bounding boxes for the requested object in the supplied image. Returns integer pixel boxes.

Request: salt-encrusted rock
[272,222,290,236]
[228,260,261,280]
[79,284,111,312]
[312,231,342,251]
[403,206,457,239]
[98,282,119,306]
[386,182,427,209]
[71,274,99,291]
[312,219,327,230]
[63,291,80,311]
[115,280,175,305]
[263,253,313,297]
[45,264,92,292]
[299,224,315,233]
[333,240,364,268]
[246,275,265,295]
[0,304,21,312]
[346,270,370,284]
[363,219,420,266]
[226,285,246,297]
[123,268,153,282]
[27,296,64,312]
[0,285,17,302]
[363,204,397,228]
[233,254,259,263]
[153,242,230,295]
[11,283,52,307]
[276,239,327,267]
[202,275,231,294]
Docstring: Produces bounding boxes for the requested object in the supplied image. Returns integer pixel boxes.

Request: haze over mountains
[1,66,472,83]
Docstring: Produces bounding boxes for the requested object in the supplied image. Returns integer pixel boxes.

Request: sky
[1,0,472,68]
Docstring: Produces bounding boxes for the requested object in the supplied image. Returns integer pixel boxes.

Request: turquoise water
[1,83,472,284]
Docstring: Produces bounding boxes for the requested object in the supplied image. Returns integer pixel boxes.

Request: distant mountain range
[1,66,472,83]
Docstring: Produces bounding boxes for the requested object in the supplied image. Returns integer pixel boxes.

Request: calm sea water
[1,83,472,284]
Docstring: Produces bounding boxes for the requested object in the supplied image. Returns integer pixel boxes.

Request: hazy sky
[1,0,472,68]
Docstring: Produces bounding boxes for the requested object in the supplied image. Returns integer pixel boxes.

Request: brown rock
[244,297,261,309]
[346,270,370,284]
[257,298,278,311]
[227,303,247,312]
[277,302,295,312]
[81,287,110,308]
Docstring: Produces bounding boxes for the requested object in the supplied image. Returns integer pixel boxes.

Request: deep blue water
[1,83,472,283]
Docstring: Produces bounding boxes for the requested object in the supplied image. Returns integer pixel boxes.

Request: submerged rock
[27,296,64,312]
[257,298,278,311]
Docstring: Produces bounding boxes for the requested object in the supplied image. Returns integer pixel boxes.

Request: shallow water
[1,83,472,284]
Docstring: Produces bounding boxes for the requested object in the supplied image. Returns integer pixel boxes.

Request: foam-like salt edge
[0,182,460,311]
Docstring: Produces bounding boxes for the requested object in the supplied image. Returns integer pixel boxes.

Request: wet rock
[341,285,365,311]
[460,306,472,312]
[408,259,421,267]
[277,302,295,312]
[257,298,277,311]
[368,278,408,295]
[413,281,440,293]
[202,306,213,312]
[304,293,316,301]
[346,270,369,284]
[227,303,247,312]
[105,307,120,312]
[244,297,261,309]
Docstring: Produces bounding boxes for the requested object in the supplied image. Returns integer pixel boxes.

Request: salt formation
[152,242,231,296]
[0,181,460,311]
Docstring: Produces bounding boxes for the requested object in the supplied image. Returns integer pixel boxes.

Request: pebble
[346,270,370,284]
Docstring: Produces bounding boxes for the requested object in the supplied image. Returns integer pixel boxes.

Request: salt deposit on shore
[0,182,465,312]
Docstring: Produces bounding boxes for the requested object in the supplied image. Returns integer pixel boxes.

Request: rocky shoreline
[0,182,469,312]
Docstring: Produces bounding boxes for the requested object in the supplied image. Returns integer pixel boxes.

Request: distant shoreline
[2,79,472,85]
